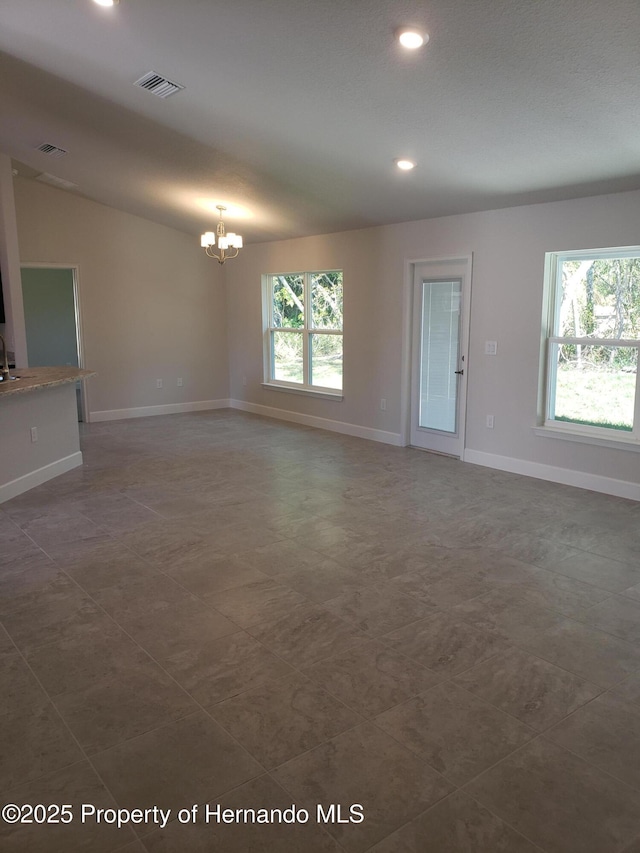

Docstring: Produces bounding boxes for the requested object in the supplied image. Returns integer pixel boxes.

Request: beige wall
[224,189,640,490]
[14,177,228,416]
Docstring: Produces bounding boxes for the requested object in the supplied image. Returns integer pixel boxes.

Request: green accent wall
[21,268,78,367]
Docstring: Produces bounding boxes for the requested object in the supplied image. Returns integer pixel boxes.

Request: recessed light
[396,159,416,171]
[396,28,428,49]
[93,0,119,7]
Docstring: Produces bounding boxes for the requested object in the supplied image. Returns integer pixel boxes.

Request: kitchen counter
[0,366,96,397]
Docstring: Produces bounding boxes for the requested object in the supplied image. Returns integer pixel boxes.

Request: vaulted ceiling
[1,0,640,243]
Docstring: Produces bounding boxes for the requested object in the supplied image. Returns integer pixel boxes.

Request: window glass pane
[272,274,304,328]
[311,334,343,390]
[550,342,636,431]
[558,257,640,340]
[419,279,460,433]
[311,272,343,330]
[272,330,303,383]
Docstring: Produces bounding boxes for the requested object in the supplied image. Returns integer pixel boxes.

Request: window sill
[261,382,343,401]
[532,425,640,453]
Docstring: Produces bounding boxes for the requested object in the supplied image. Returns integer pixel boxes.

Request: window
[263,270,343,394]
[542,247,640,441]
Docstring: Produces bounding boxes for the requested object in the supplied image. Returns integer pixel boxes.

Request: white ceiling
[1,0,640,243]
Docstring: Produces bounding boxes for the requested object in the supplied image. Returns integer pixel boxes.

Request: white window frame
[537,246,640,449]
[262,270,343,399]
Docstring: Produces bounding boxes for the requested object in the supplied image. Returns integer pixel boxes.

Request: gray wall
[223,189,640,492]
[14,177,229,416]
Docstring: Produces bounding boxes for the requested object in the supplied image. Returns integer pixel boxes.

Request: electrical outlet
[485,341,497,355]
[177,378,183,387]
[30,426,38,443]
[156,379,163,389]
[380,398,387,411]
[486,415,495,429]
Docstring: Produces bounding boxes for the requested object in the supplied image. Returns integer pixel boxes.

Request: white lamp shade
[217,237,229,250]
[201,232,216,247]
[234,235,243,248]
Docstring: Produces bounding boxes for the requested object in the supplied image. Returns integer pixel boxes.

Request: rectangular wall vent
[36,143,68,157]
[134,71,184,99]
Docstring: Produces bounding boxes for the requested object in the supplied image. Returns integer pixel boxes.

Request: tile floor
[2,410,640,851]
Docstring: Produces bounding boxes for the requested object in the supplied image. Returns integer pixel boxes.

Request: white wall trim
[90,399,231,422]
[0,451,83,504]
[464,448,640,502]
[230,399,403,446]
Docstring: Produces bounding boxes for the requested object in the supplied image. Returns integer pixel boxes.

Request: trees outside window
[264,271,343,392]
[544,248,640,438]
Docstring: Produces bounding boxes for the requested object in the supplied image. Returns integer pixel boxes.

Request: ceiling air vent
[36,143,68,158]
[134,71,184,99]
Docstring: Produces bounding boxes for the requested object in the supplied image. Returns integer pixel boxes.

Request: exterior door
[409,257,471,457]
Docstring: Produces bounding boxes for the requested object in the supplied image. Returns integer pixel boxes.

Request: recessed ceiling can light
[396,28,428,49]
[93,0,119,7]
[396,159,416,171]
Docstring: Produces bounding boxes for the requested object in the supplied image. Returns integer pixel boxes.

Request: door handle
[455,369,464,375]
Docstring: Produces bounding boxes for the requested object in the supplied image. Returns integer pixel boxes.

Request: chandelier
[200,206,243,264]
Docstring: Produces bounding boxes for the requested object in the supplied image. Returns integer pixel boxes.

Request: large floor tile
[272,722,454,852]
[546,692,640,789]
[383,611,508,676]
[116,597,238,663]
[233,539,325,576]
[0,762,136,853]
[582,596,640,644]
[209,672,361,768]
[0,696,84,793]
[519,618,640,687]
[324,583,433,636]
[248,604,366,668]
[55,662,198,754]
[26,622,160,696]
[142,774,342,852]
[552,550,640,593]
[92,712,262,834]
[164,552,269,597]
[454,646,602,730]
[0,650,49,715]
[1,581,114,654]
[206,577,309,628]
[465,737,640,853]
[272,557,366,602]
[452,587,568,645]
[375,682,535,785]
[163,629,294,705]
[304,639,441,717]
[370,790,540,852]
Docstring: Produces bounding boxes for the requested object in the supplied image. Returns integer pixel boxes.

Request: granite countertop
[0,366,96,397]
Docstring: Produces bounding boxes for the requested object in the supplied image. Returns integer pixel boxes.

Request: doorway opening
[20,265,87,422]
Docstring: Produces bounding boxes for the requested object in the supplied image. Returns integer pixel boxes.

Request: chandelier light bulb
[397,28,428,49]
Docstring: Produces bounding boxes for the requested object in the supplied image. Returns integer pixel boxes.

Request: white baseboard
[89,399,231,422]
[230,399,403,446]
[464,449,640,502]
[0,452,83,504]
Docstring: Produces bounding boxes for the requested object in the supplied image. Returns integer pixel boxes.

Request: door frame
[20,263,89,423]
[401,255,473,458]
